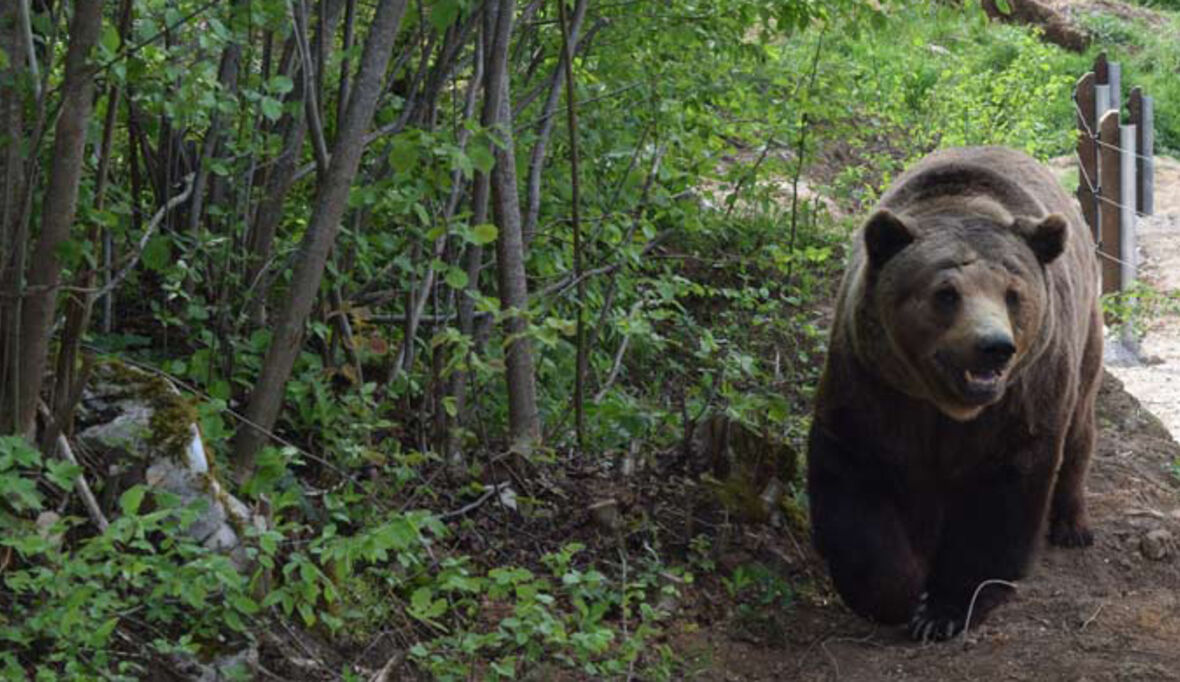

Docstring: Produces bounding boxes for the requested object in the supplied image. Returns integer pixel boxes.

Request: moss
[95,359,199,462]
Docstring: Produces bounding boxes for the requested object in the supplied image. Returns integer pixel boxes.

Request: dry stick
[593,330,629,403]
[960,579,1018,646]
[1080,602,1105,630]
[558,0,587,448]
[439,482,509,520]
[92,174,195,301]
[369,651,407,682]
[37,402,109,532]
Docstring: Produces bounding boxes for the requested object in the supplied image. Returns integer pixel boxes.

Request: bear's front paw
[1049,520,1094,548]
[907,593,964,643]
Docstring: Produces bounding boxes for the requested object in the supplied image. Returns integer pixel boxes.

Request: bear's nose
[976,334,1016,366]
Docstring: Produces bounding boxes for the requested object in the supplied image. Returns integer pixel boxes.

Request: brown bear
[808,146,1102,642]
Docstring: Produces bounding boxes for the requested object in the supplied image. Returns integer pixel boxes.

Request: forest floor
[667,161,1180,678]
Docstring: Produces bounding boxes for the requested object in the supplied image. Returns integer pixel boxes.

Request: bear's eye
[933,287,959,308]
[1006,289,1021,308]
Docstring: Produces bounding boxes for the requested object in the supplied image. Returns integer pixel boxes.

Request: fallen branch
[439,482,509,521]
[37,402,110,532]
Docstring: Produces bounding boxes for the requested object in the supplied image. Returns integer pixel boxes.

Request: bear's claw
[907,593,964,643]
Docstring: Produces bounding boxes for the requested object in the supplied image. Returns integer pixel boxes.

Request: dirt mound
[678,371,1180,680]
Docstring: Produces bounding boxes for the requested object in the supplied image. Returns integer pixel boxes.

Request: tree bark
[0,1,29,433]
[13,0,104,437]
[231,0,410,478]
[485,0,541,450]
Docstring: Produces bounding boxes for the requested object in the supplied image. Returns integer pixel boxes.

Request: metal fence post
[1129,87,1155,216]
[1098,110,1122,295]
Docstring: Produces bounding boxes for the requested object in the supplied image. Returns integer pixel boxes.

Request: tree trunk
[13,0,104,438]
[230,0,410,479]
[0,1,28,433]
[485,0,541,450]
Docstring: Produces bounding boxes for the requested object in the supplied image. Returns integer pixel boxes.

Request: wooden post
[1098,110,1121,295]
[1075,73,1099,240]
[1129,87,1155,216]
[1119,123,1137,291]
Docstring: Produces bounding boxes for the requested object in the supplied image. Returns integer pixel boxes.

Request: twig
[960,579,1018,645]
[368,650,406,682]
[1081,602,1104,630]
[92,173,195,301]
[37,402,110,532]
[439,482,509,520]
[593,333,630,403]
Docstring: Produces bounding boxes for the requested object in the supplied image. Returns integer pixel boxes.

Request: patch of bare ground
[675,371,1180,681]
[1103,158,1180,439]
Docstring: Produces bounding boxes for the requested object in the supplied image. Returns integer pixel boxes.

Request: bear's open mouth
[934,353,1008,405]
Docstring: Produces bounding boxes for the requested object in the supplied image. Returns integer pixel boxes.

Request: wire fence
[1073,51,1155,295]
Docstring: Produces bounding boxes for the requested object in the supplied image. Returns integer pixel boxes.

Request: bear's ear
[1023,213,1068,264]
[864,209,914,268]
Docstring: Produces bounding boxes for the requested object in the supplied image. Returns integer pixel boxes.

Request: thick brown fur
[807,146,1102,641]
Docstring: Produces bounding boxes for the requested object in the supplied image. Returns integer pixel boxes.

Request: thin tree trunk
[14,0,104,438]
[520,0,587,247]
[0,2,29,433]
[557,0,585,448]
[485,0,541,450]
[231,0,411,479]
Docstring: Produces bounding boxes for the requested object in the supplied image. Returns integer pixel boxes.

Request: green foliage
[1102,281,1180,341]
[406,543,680,680]
[1070,9,1180,152]
[12,0,1180,676]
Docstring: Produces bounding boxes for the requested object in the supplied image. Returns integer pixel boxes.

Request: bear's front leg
[808,423,936,625]
[910,454,1058,642]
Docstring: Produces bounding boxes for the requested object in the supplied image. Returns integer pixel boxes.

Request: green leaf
[100,25,121,56]
[142,236,172,272]
[45,460,82,489]
[444,267,468,289]
[119,486,146,516]
[471,223,498,245]
[468,145,495,175]
[260,96,283,121]
[994,0,1012,14]
[269,75,295,95]
[390,136,420,172]
[0,436,40,469]
[430,0,460,33]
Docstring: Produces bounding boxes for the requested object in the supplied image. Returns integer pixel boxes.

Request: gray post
[1094,84,1111,122]
[1108,61,1122,114]
[1119,123,1137,291]
[1129,87,1155,216]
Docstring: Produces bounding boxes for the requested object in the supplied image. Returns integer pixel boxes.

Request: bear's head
[857,206,1067,421]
